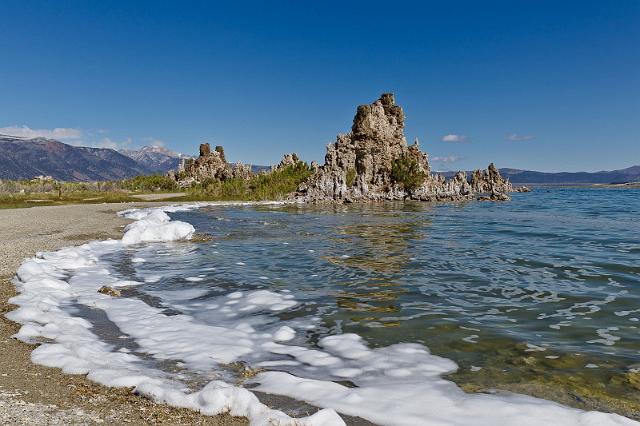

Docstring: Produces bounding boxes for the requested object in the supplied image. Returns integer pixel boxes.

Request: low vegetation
[118,175,179,192]
[178,161,313,202]
[346,168,357,187]
[0,162,313,208]
[0,191,139,209]
[0,175,178,195]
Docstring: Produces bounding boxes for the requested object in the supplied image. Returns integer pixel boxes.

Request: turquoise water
[103,187,640,413]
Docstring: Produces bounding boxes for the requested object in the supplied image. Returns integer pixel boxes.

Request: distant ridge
[1,134,636,184]
[0,136,155,181]
[438,166,640,185]
[119,145,190,174]
[0,135,189,182]
[498,166,640,184]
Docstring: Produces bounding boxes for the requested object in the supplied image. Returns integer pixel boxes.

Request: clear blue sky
[1,0,638,172]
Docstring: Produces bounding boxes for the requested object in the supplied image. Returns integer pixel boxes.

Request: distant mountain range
[497,166,640,185]
[1,135,638,184]
[0,135,189,181]
[118,145,188,174]
[439,166,640,185]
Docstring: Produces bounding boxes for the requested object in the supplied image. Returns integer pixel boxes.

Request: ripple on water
[60,189,640,420]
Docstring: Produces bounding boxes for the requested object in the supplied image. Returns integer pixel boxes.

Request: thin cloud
[506,133,534,142]
[97,137,133,150]
[0,125,143,151]
[431,155,460,164]
[143,137,166,148]
[441,134,468,143]
[0,125,82,140]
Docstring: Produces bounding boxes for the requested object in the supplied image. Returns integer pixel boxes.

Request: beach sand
[0,203,247,425]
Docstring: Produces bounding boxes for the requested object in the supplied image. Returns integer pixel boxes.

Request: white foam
[8,202,342,425]
[252,334,636,426]
[121,210,195,245]
[587,327,621,346]
[525,343,547,352]
[274,326,296,342]
[6,202,638,426]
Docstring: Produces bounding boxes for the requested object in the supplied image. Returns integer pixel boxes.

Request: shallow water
[73,188,640,420]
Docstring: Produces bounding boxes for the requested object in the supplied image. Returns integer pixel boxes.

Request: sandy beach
[0,203,247,425]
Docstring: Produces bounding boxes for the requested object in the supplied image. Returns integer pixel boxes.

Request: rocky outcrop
[294,94,517,203]
[232,162,253,180]
[271,153,300,172]
[171,143,253,186]
[187,144,231,180]
[470,163,512,194]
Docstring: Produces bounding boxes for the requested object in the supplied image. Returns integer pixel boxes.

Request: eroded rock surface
[172,143,253,186]
[272,153,300,172]
[294,93,518,203]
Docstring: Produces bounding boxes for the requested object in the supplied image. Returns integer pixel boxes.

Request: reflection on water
[331,217,422,323]
[104,187,640,417]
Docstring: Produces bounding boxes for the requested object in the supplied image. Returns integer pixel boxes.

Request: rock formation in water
[170,143,253,186]
[294,93,517,203]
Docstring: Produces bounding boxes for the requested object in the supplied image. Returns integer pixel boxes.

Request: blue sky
[1,0,638,172]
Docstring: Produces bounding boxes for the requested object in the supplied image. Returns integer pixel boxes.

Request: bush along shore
[0,161,313,208]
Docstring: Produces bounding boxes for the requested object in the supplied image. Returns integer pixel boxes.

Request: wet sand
[0,203,247,425]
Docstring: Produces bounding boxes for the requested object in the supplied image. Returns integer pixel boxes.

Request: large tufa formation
[294,93,516,203]
[170,143,252,186]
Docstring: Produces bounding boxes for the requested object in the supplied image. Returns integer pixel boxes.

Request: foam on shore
[6,202,638,426]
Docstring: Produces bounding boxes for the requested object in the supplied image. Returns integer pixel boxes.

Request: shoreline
[0,203,247,425]
[2,201,637,425]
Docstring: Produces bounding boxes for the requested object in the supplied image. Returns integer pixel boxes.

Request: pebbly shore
[0,203,247,425]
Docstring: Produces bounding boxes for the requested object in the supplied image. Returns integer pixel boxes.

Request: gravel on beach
[0,203,247,425]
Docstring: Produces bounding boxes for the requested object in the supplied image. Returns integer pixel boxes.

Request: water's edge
[6,201,637,426]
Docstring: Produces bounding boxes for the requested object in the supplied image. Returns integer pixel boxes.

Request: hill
[2,134,636,185]
[498,166,640,184]
[438,166,640,185]
[0,136,152,181]
[118,146,189,174]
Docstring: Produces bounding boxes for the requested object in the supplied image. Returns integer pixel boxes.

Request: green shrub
[391,154,425,192]
[185,161,313,201]
[195,177,248,199]
[248,161,313,200]
[346,168,357,187]
[119,175,179,192]
[0,161,314,207]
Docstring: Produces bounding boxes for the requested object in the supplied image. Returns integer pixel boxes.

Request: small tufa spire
[380,93,395,106]
[199,143,211,157]
[215,145,226,162]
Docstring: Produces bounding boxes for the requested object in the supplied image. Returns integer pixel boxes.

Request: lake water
[14,187,640,424]
[132,188,640,354]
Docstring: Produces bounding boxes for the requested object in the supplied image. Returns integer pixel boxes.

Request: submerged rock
[98,286,121,297]
[293,94,517,203]
[187,232,214,243]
